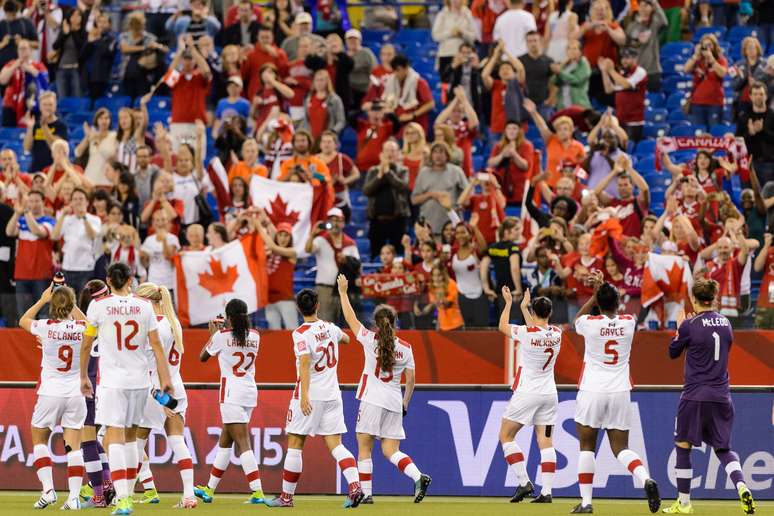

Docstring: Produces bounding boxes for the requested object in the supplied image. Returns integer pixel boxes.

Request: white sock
[207,446,231,491]
[281,448,303,498]
[539,447,556,496]
[239,450,263,492]
[578,450,595,506]
[66,450,84,501]
[617,449,649,484]
[107,443,128,499]
[33,444,54,493]
[331,445,360,487]
[502,441,529,485]
[389,451,422,482]
[168,435,194,499]
[358,459,373,497]
[124,441,139,494]
[136,439,155,492]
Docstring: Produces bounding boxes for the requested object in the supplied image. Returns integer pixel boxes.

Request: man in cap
[281,12,326,60]
[599,47,648,143]
[345,28,376,111]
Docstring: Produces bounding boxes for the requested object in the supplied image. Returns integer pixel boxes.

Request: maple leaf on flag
[198,258,239,297]
[267,194,300,228]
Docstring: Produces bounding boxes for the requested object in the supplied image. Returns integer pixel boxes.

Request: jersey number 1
[712,332,720,361]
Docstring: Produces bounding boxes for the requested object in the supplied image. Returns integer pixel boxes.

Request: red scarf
[321,231,355,264]
[707,257,741,315]
[113,245,136,271]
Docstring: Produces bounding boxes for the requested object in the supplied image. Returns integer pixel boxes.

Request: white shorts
[503,391,558,426]
[95,387,147,428]
[285,398,347,437]
[220,403,254,424]
[140,388,188,431]
[32,395,87,430]
[574,390,632,431]
[355,401,405,440]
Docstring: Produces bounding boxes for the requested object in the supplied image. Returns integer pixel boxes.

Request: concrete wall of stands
[2,329,772,385]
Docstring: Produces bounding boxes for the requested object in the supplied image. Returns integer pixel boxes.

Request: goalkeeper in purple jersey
[663,279,755,515]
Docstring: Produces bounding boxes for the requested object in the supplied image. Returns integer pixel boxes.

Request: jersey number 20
[314,343,337,371]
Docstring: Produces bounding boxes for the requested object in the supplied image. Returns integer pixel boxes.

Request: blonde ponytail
[136,282,184,352]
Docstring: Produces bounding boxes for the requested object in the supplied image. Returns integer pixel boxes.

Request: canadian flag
[162,68,181,88]
[641,252,693,308]
[174,235,267,327]
[249,175,313,257]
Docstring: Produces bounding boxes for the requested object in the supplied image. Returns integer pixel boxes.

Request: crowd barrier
[2,329,772,385]
[0,386,771,499]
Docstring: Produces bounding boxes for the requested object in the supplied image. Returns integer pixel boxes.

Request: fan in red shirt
[457,172,506,244]
[381,54,435,135]
[699,233,750,317]
[317,131,360,221]
[559,233,603,309]
[362,43,395,107]
[481,42,526,135]
[435,86,480,176]
[250,63,294,129]
[754,233,774,319]
[684,34,728,128]
[285,36,314,122]
[42,140,91,192]
[354,102,397,171]
[140,172,184,236]
[242,26,289,100]
[486,121,534,204]
[593,154,650,237]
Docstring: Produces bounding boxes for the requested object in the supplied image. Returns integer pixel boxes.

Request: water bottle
[152,389,178,410]
[52,272,66,290]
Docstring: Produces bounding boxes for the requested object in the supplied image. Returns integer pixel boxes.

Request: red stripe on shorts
[283,470,301,483]
[397,457,413,472]
[34,457,52,470]
[339,458,357,471]
[578,473,594,484]
[178,458,193,471]
[541,462,556,473]
[506,453,524,465]
[627,459,643,473]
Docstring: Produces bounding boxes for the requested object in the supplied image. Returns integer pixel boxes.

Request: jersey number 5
[314,343,337,372]
[232,352,256,377]
[114,320,140,351]
[604,340,619,365]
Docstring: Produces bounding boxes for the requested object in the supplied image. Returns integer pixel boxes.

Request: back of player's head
[225,298,250,347]
[692,278,718,306]
[78,279,108,312]
[595,282,620,313]
[50,286,76,320]
[531,296,553,320]
[295,288,318,317]
[106,262,132,291]
[137,282,184,351]
[374,304,397,372]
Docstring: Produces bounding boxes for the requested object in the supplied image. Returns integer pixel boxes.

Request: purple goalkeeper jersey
[669,311,732,403]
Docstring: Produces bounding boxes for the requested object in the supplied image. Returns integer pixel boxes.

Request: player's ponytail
[107,262,132,291]
[50,286,76,320]
[226,298,250,347]
[531,296,553,320]
[136,282,184,352]
[373,304,396,373]
[78,279,108,313]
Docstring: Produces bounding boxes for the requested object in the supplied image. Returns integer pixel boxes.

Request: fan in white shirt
[20,285,88,510]
[496,287,561,505]
[337,274,431,505]
[140,210,181,290]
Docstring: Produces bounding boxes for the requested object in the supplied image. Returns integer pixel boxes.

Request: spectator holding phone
[684,34,728,129]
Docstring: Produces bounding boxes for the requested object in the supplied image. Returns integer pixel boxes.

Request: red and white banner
[641,252,692,308]
[249,176,313,258]
[174,235,267,326]
[361,273,420,298]
[655,135,750,180]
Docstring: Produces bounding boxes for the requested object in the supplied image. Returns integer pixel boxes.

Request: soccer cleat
[265,496,294,508]
[414,474,432,503]
[532,494,553,503]
[662,500,694,514]
[193,486,213,504]
[343,484,364,509]
[738,485,755,514]
[79,485,94,502]
[244,490,265,504]
[138,488,159,504]
[510,481,534,503]
[60,498,81,510]
[570,503,594,513]
[81,495,107,508]
[645,479,661,513]
[34,490,57,509]
[111,497,133,515]
[172,497,198,509]
[361,496,374,504]
[103,481,116,507]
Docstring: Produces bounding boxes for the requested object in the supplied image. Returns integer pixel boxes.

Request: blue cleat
[265,496,294,508]
[193,485,213,503]
[245,490,265,504]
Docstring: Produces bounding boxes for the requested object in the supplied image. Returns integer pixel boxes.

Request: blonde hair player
[20,285,87,510]
[133,282,196,509]
[337,274,431,504]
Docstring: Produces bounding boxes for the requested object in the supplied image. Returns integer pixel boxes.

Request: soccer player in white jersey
[266,288,364,508]
[79,263,173,516]
[20,285,87,510]
[337,274,432,505]
[496,287,561,504]
[133,283,196,509]
[195,298,265,505]
[572,274,660,514]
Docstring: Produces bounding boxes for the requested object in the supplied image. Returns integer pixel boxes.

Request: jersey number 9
[57,345,73,372]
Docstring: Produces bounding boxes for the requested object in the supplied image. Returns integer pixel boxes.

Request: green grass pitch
[1,492,771,516]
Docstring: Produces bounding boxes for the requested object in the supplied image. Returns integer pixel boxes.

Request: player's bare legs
[608,429,660,513]
[533,425,556,503]
[31,426,83,509]
[499,418,534,502]
[573,423,599,513]
[134,427,159,503]
[323,434,364,508]
[356,433,375,502]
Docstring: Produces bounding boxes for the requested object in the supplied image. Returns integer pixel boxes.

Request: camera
[324,221,333,230]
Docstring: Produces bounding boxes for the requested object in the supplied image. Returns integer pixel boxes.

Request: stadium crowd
[0,0,774,330]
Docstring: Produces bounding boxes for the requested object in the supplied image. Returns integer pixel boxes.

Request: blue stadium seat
[637,155,656,172]
[94,95,131,112]
[65,112,93,126]
[710,123,736,136]
[360,29,392,44]
[355,238,371,257]
[727,26,758,43]
[643,123,669,139]
[645,108,668,123]
[692,26,726,42]
[58,97,91,114]
[661,41,694,58]
[393,29,429,44]
[505,206,521,218]
[646,92,665,107]
[671,125,705,136]
[0,127,24,141]
[666,92,688,111]
[666,109,689,123]
[635,139,657,157]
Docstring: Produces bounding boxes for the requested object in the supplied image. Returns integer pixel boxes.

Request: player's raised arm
[19,286,53,333]
[574,270,604,326]
[498,286,514,336]
[519,289,535,326]
[337,274,362,335]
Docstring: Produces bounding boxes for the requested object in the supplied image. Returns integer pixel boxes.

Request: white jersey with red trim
[354,324,415,413]
[292,320,344,402]
[86,294,158,389]
[574,314,636,392]
[510,324,562,395]
[30,319,86,397]
[205,329,260,407]
[145,316,184,388]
